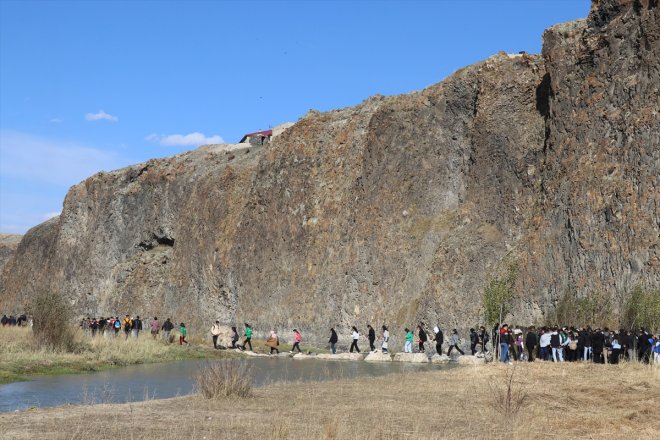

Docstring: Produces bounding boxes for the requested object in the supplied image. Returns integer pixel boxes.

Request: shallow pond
[0,356,453,412]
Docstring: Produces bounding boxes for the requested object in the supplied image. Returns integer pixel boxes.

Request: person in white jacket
[350,326,360,353]
[211,320,222,349]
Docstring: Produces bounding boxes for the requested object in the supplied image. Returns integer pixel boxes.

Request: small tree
[26,291,74,351]
[622,286,660,331]
[482,262,518,326]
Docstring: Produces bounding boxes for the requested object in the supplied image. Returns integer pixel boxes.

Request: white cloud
[146,132,224,147]
[0,130,125,186]
[42,211,61,221]
[50,117,63,123]
[85,110,118,122]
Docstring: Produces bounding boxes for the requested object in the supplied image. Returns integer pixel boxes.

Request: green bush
[194,360,253,399]
[622,286,659,332]
[26,291,75,351]
[482,262,518,325]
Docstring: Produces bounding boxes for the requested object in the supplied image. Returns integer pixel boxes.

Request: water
[0,357,452,412]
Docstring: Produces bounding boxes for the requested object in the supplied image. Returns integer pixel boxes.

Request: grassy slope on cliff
[1,362,658,439]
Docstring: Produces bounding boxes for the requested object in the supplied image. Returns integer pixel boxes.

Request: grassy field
[1,361,657,439]
[0,326,235,384]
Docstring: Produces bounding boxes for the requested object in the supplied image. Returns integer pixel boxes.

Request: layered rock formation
[1,0,657,343]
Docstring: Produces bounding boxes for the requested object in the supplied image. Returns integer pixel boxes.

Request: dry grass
[194,360,253,398]
[1,361,658,439]
[0,326,226,383]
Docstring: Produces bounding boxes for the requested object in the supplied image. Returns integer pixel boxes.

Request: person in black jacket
[367,325,376,352]
[478,326,490,353]
[591,328,605,363]
[418,325,428,353]
[162,318,174,342]
[469,328,478,355]
[434,326,443,355]
[638,329,652,363]
[525,326,538,362]
[329,328,338,354]
[132,316,143,338]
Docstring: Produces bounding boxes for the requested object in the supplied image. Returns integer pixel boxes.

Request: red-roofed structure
[239,129,272,144]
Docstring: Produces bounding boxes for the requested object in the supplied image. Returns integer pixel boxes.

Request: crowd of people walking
[6,312,660,365]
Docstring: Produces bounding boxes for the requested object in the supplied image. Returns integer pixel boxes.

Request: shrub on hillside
[622,286,660,331]
[194,360,253,399]
[26,291,75,351]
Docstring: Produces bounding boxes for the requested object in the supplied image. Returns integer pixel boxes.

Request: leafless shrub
[194,360,253,399]
[26,291,76,351]
[488,364,529,417]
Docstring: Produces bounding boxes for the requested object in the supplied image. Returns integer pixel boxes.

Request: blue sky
[0,0,590,234]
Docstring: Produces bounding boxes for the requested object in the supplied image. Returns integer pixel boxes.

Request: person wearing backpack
[266,330,280,355]
[132,316,142,338]
[123,315,132,340]
[241,323,253,351]
[525,327,538,362]
[290,328,302,353]
[113,316,121,336]
[434,326,444,355]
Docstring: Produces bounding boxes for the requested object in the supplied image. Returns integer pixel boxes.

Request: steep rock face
[1,0,657,342]
[0,234,22,275]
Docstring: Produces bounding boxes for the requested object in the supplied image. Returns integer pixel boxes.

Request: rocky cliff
[0,234,21,276]
[1,0,658,342]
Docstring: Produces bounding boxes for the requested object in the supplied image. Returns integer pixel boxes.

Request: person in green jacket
[241,323,253,351]
[404,328,413,353]
[179,323,188,345]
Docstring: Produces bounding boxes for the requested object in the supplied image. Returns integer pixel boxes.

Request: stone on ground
[393,353,429,363]
[316,353,363,361]
[431,354,451,364]
[364,351,392,362]
[456,355,486,365]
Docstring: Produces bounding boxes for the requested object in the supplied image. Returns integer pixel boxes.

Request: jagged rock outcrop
[0,234,21,275]
[0,0,657,343]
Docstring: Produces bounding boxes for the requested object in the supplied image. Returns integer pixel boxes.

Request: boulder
[393,353,429,363]
[292,353,316,360]
[316,353,363,361]
[364,351,392,362]
[431,354,451,364]
[456,355,486,365]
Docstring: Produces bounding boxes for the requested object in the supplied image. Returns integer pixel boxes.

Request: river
[0,357,453,412]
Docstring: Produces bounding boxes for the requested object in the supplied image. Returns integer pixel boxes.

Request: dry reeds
[194,360,253,399]
[488,363,529,417]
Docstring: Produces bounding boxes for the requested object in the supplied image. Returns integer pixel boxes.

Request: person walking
[447,329,465,357]
[350,326,360,353]
[381,326,390,354]
[241,323,253,351]
[434,326,444,355]
[230,326,239,348]
[211,320,222,349]
[469,328,478,355]
[132,316,142,338]
[329,328,338,354]
[113,316,121,336]
[525,326,538,362]
[404,328,413,353]
[266,330,279,355]
[291,328,303,353]
[162,318,174,342]
[418,325,428,353]
[477,326,489,353]
[367,325,376,352]
[539,328,551,361]
[150,317,160,339]
[123,315,132,340]
[179,323,188,345]
[499,324,511,363]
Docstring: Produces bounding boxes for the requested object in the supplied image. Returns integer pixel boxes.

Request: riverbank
[1,361,657,439]
[0,326,236,384]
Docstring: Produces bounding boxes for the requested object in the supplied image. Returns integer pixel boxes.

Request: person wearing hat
[291,328,303,353]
